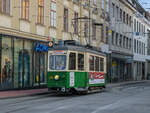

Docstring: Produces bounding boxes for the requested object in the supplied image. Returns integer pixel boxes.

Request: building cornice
[0,26,48,41]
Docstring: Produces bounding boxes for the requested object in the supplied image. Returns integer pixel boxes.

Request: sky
[139,0,150,11]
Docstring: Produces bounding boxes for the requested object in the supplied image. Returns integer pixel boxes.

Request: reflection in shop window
[14,38,23,88]
[24,40,33,87]
[40,53,45,82]
[34,52,46,85]
[1,36,13,89]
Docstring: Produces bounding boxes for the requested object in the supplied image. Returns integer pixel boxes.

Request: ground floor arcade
[133,61,146,81]
[107,53,133,83]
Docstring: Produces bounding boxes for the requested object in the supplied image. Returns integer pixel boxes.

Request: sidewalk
[106,80,149,89]
[0,80,149,99]
[0,88,49,99]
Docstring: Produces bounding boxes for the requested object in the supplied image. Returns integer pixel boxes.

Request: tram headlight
[54,75,59,80]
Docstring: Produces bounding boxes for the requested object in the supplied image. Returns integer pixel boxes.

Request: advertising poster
[89,72,105,84]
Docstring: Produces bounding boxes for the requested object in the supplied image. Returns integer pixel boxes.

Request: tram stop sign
[48,41,53,47]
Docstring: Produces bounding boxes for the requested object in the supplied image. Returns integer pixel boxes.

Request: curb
[0,80,149,99]
[0,91,50,100]
[106,80,149,89]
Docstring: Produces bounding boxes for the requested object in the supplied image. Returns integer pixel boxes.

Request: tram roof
[48,45,106,56]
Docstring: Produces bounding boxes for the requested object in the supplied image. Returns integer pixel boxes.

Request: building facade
[126,0,150,81]
[131,1,148,81]
[108,0,134,82]
[0,0,109,90]
[0,0,53,90]
[108,0,150,82]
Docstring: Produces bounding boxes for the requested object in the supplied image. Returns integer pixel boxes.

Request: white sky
[139,0,150,11]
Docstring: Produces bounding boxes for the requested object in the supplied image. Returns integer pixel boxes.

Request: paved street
[0,81,150,113]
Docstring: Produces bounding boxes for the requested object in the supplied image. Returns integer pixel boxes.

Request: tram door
[18,50,30,88]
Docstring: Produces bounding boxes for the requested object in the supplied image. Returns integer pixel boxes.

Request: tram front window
[49,55,66,70]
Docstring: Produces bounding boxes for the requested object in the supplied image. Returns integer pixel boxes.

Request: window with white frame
[101,0,104,9]
[106,0,109,12]
[50,0,56,27]
[93,0,96,6]
[0,0,10,14]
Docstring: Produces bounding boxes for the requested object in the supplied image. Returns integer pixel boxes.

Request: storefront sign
[89,72,105,84]
[48,41,53,47]
[35,43,48,52]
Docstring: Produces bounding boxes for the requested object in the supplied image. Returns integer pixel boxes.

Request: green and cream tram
[47,42,107,93]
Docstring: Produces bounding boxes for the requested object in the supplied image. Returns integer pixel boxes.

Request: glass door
[18,50,30,88]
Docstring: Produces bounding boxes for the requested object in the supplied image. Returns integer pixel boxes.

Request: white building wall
[132,12,150,80]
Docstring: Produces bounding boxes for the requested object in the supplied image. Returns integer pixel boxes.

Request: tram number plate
[70,72,75,87]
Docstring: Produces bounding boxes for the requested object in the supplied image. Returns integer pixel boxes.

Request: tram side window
[89,55,94,71]
[69,53,76,70]
[78,54,84,70]
[49,55,55,70]
[95,57,100,71]
[100,58,104,72]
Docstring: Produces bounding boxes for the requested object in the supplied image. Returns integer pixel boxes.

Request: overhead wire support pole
[80,0,82,44]
[89,0,91,46]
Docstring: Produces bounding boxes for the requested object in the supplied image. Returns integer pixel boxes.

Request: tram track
[0,93,55,108]
[0,81,150,113]
[0,92,85,111]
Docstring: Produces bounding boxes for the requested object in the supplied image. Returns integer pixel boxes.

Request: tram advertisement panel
[89,72,105,84]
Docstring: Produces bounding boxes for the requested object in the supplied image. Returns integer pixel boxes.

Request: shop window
[95,57,99,72]
[100,58,104,72]
[34,43,47,85]
[39,53,46,83]
[0,36,13,89]
[14,38,23,88]
[78,54,84,70]
[14,39,33,88]
[89,55,94,71]
[24,40,33,86]
[69,53,76,70]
